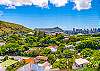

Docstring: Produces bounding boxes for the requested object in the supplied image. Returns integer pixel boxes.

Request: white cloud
[15,0,49,8]
[31,0,48,8]
[0,0,92,10]
[50,0,68,7]
[15,0,32,6]
[0,0,12,5]
[72,0,92,11]
[0,0,68,7]
[0,0,49,8]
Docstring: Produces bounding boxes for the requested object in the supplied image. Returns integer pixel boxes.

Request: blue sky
[0,0,100,30]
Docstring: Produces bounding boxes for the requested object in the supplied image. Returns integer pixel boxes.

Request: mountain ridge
[0,21,33,36]
[34,27,64,33]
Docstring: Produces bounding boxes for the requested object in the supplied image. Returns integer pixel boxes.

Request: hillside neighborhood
[0,0,99,70]
[0,21,100,71]
[0,56,89,71]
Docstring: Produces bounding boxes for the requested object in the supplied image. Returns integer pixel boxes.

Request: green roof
[0,59,18,68]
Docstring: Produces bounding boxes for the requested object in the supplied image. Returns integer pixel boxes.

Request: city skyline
[0,0,100,30]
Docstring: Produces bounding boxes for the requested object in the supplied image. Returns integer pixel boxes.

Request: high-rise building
[98,28,100,32]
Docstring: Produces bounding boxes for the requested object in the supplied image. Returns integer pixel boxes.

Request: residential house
[39,61,51,71]
[34,56,48,63]
[47,46,58,52]
[9,56,30,62]
[0,42,5,46]
[16,57,35,71]
[72,58,89,69]
[23,58,35,64]
[34,56,51,71]
[19,56,49,71]
[28,32,34,36]
[63,36,69,41]
[64,45,75,51]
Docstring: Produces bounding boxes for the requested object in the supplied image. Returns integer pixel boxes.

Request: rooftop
[75,58,89,65]
[0,42,5,46]
[48,45,58,48]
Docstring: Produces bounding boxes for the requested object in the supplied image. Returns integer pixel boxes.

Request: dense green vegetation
[0,21,100,71]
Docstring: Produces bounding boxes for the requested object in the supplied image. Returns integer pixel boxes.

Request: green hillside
[0,21,33,36]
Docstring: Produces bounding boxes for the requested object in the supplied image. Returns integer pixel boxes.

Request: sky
[0,0,100,30]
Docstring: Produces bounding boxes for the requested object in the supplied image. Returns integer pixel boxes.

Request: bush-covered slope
[0,21,33,36]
